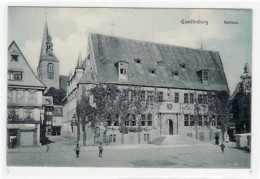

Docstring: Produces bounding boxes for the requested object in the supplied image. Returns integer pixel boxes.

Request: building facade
[37,22,60,90]
[7,41,46,148]
[62,34,229,145]
[229,63,251,136]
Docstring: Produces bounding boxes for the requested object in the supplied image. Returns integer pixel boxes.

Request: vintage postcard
[4,4,257,179]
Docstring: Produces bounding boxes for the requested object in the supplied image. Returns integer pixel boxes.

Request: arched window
[47,63,54,79]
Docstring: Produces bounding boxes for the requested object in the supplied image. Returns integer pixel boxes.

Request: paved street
[7,136,250,168]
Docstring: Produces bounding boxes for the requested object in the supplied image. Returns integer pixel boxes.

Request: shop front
[7,123,39,148]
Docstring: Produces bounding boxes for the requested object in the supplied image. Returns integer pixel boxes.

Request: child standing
[220,142,225,154]
[98,143,103,158]
[74,143,80,158]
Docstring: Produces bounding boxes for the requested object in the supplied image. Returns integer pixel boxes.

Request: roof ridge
[89,33,218,53]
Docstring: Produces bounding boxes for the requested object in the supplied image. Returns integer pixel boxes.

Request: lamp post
[72,114,76,138]
[72,113,80,142]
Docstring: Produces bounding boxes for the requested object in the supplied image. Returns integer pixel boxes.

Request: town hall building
[62,33,229,145]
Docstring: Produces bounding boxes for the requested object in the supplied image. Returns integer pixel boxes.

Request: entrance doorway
[8,129,18,149]
[169,119,173,135]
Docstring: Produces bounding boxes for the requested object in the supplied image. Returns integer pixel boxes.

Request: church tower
[37,22,60,89]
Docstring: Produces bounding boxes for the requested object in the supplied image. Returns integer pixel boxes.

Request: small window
[180,63,187,68]
[198,115,203,126]
[11,55,19,62]
[184,93,189,103]
[48,63,54,79]
[203,70,209,81]
[141,114,146,126]
[158,92,163,102]
[149,69,156,74]
[147,92,153,105]
[147,114,152,126]
[134,58,141,64]
[131,115,136,126]
[184,115,189,126]
[190,115,195,126]
[172,71,179,77]
[120,68,126,75]
[8,71,22,81]
[157,61,165,66]
[190,93,194,103]
[174,93,179,103]
[125,114,130,126]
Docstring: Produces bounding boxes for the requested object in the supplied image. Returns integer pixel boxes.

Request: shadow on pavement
[228,146,250,153]
[41,137,54,146]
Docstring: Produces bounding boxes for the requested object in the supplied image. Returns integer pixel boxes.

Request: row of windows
[8,90,37,103]
[118,61,209,80]
[8,71,23,81]
[107,114,153,127]
[8,108,34,121]
[184,114,217,127]
[98,91,209,105]
[107,133,150,143]
[183,93,208,104]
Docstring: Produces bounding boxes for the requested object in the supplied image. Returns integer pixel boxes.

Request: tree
[76,95,96,146]
[44,87,66,105]
[207,91,230,141]
[76,84,158,145]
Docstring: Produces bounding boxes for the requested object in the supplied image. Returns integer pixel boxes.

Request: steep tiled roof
[80,33,229,92]
[8,41,46,90]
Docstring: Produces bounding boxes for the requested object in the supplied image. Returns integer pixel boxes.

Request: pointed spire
[69,70,72,80]
[38,18,59,63]
[76,52,83,69]
[244,63,249,74]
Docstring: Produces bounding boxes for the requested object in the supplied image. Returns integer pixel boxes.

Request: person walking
[98,143,103,158]
[220,142,225,154]
[74,143,80,158]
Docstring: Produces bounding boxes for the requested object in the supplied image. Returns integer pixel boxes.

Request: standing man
[99,143,103,158]
[220,142,225,154]
[74,143,80,158]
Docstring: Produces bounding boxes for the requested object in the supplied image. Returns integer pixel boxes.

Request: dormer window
[180,63,187,69]
[134,58,141,64]
[115,61,129,81]
[10,50,19,62]
[203,70,209,81]
[120,68,126,75]
[198,69,210,85]
[157,61,165,66]
[149,69,156,74]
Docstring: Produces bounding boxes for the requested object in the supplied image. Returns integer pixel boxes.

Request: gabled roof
[80,33,229,92]
[8,41,46,90]
[39,22,59,64]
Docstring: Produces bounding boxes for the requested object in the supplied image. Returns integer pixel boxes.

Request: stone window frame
[174,92,179,103]
[184,114,189,126]
[141,114,146,126]
[147,114,152,126]
[158,91,163,102]
[184,93,189,103]
[47,63,54,79]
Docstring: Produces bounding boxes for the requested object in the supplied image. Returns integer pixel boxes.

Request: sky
[8,7,252,94]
